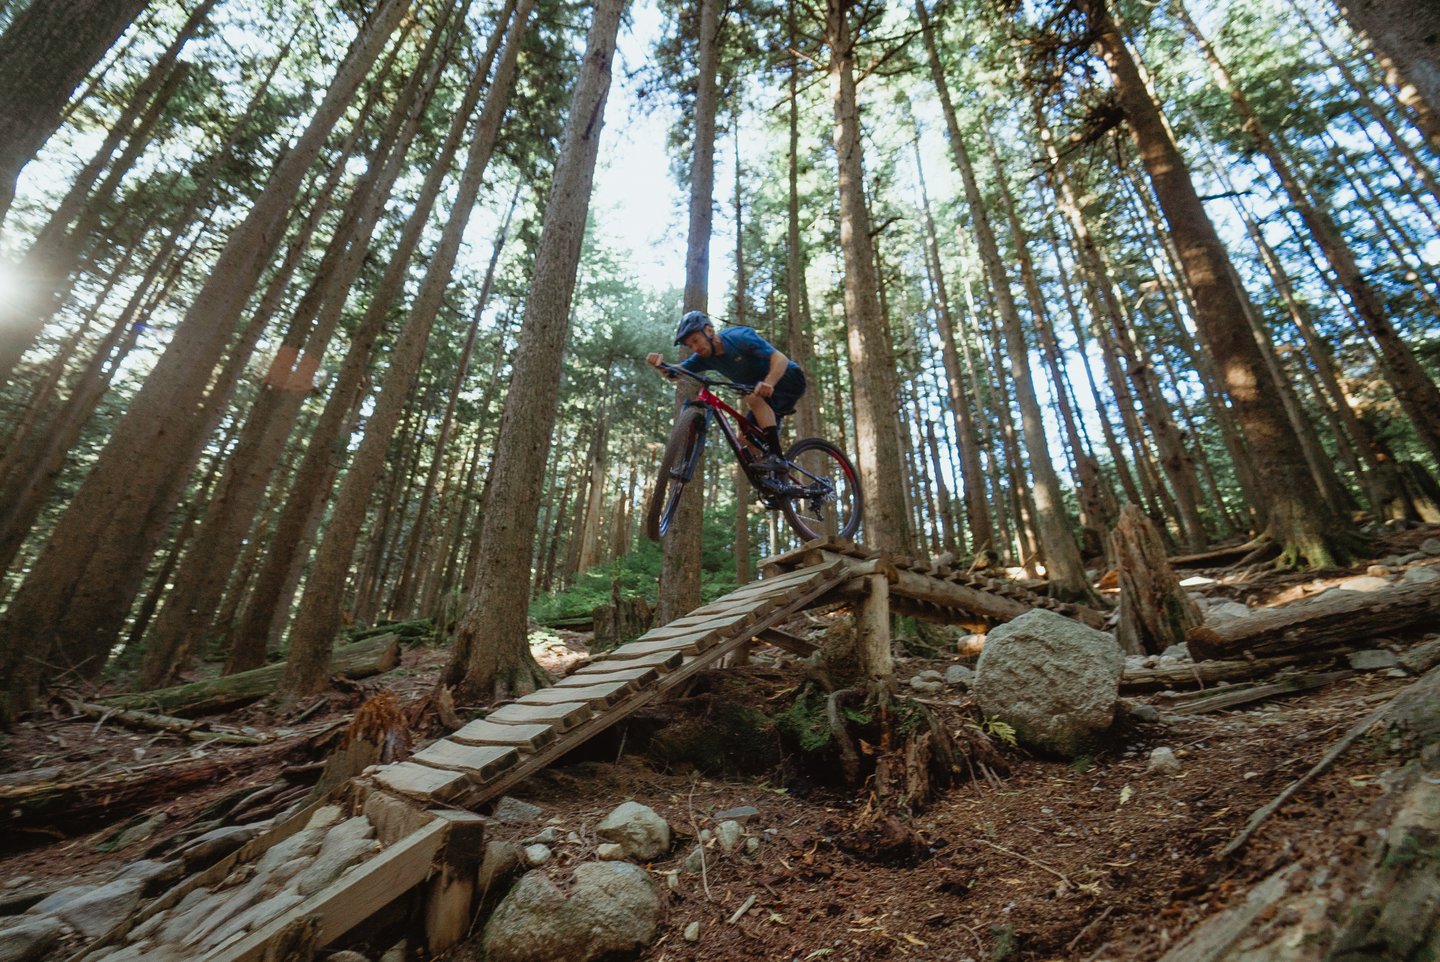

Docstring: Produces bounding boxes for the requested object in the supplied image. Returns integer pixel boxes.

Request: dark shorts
[745,365,806,424]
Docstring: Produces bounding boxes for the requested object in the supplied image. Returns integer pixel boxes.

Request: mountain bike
[645,363,863,543]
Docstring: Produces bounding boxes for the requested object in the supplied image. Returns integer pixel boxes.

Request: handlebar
[654,362,755,396]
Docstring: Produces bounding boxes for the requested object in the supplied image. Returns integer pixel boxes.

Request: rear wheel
[779,438,863,541]
[645,407,707,541]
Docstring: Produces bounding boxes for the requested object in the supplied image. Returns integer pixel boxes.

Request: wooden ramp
[363,558,850,810]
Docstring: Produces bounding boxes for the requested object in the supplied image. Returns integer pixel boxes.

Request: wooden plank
[756,626,819,657]
[599,633,719,661]
[370,762,466,801]
[199,818,451,962]
[448,719,555,752]
[409,741,518,781]
[515,680,633,708]
[484,701,592,731]
[574,650,684,673]
[667,595,779,625]
[641,612,754,640]
[554,665,658,688]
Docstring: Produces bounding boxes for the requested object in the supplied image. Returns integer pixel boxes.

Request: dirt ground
[2,524,1437,962]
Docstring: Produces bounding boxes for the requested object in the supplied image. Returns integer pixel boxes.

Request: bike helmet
[674,309,710,345]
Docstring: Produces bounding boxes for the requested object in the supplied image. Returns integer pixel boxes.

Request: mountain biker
[647,310,806,472]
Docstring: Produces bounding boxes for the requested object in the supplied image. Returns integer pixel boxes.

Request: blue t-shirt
[680,327,797,385]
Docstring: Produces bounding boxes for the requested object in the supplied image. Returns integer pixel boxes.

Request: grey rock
[595,802,671,861]
[45,877,144,938]
[1128,704,1161,724]
[28,882,98,915]
[0,916,65,962]
[522,828,562,846]
[200,890,305,950]
[1365,564,1392,578]
[1399,551,1427,565]
[113,859,183,889]
[254,826,323,874]
[944,665,975,688]
[1400,566,1440,585]
[596,843,626,861]
[1399,637,1440,675]
[682,845,706,875]
[294,817,378,896]
[914,669,944,682]
[1160,644,1190,662]
[683,921,701,941]
[1347,649,1400,670]
[1422,537,1440,557]
[713,805,759,823]
[108,813,167,851]
[744,837,761,855]
[1336,575,1391,593]
[492,796,544,825]
[482,863,660,962]
[176,824,262,867]
[479,841,525,900]
[909,678,944,694]
[1148,747,1182,775]
[714,821,744,854]
[1206,601,1252,623]
[973,610,1124,757]
[524,844,553,866]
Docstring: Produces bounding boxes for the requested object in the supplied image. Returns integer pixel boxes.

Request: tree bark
[1111,504,1202,656]
[0,0,150,223]
[1082,0,1357,569]
[1337,0,1440,150]
[443,0,627,702]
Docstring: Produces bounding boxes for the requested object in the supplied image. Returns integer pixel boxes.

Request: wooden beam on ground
[1154,670,1354,715]
[200,817,452,962]
[1186,581,1440,661]
[1120,656,1305,692]
[756,627,819,657]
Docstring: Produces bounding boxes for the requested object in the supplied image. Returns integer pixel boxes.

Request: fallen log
[0,738,305,850]
[99,634,401,717]
[1111,505,1203,655]
[64,700,269,744]
[1120,655,1305,692]
[1154,670,1353,715]
[1186,581,1440,661]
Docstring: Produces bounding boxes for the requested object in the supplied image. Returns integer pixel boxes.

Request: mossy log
[100,634,401,717]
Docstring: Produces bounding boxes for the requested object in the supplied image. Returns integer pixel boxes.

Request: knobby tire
[645,406,707,541]
[779,438,864,541]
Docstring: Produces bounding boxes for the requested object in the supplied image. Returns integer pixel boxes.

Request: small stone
[1386,668,1410,678]
[306,804,344,830]
[1399,551,1427,565]
[1337,575,1392,593]
[597,843,626,860]
[714,805,760,823]
[915,669,944,682]
[683,921,701,941]
[523,844,552,866]
[1148,747,1182,775]
[490,796,544,825]
[682,845,706,874]
[1347,649,1400,671]
[744,837,761,855]
[1422,537,1440,556]
[595,802,671,861]
[1365,564,1392,577]
[0,917,65,962]
[522,828,561,846]
[1243,771,1259,780]
[909,678,945,694]
[715,821,744,853]
[1400,566,1440,585]
[1160,645,1189,661]
[945,665,975,688]
[565,832,583,845]
[1128,704,1161,724]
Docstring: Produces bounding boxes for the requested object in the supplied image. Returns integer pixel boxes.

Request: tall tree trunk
[1174,0,1440,471]
[918,0,1090,595]
[0,0,413,720]
[1082,0,1357,567]
[282,0,534,698]
[825,0,908,553]
[0,0,150,223]
[657,0,721,624]
[785,0,822,447]
[227,0,515,675]
[443,0,627,702]
[1335,0,1440,150]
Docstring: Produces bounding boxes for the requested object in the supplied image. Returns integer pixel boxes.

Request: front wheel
[645,406,707,541]
[779,438,863,542]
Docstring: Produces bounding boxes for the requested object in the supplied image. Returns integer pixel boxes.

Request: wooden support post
[858,574,893,691]
[424,811,486,956]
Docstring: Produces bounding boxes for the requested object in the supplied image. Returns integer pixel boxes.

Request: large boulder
[482,862,660,962]
[974,609,1124,757]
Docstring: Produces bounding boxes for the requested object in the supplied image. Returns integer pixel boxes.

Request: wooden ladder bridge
[76,539,1105,962]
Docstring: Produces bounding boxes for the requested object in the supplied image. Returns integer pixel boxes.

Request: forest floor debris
[1,524,1438,961]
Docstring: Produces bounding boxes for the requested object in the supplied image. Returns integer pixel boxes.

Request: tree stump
[1110,504,1202,656]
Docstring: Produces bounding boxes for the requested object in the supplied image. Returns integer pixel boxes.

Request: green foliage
[774,686,834,753]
